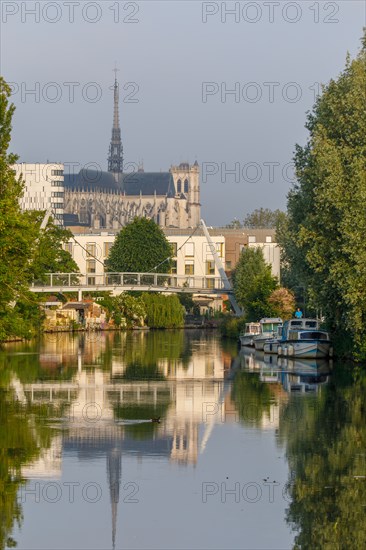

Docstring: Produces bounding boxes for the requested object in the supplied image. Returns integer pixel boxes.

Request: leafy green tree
[243,208,286,229]
[0,78,78,340]
[29,212,79,282]
[100,293,146,328]
[106,217,172,273]
[279,33,366,357]
[0,78,39,339]
[226,209,285,229]
[225,218,242,229]
[233,247,278,320]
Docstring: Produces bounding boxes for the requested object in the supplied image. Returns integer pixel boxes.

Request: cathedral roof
[64,169,175,197]
[122,171,174,197]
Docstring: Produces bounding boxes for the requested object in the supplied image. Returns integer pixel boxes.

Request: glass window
[226,260,232,269]
[86,259,96,274]
[170,260,177,274]
[171,242,177,256]
[266,236,272,243]
[216,242,224,257]
[177,179,181,193]
[185,242,194,257]
[64,242,73,255]
[206,279,215,289]
[104,242,113,257]
[86,243,96,257]
[206,260,215,275]
[248,236,256,243]
[184,179,189,193]
[185,262,194,275]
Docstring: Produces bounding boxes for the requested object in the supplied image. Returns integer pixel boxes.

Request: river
[0,330,365,549]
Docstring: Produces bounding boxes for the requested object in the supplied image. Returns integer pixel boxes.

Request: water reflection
[1,332,365,549]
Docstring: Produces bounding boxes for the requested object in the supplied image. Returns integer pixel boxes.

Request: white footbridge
[30,219,242,314]
[30,272,229,296]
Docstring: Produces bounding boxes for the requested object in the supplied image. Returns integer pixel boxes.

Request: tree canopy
[233,247,278,320]
[278,32,366,357]
[0,78,38,339]
[0,77,78,340]
[106,217,173,273]
[226,208,285,229]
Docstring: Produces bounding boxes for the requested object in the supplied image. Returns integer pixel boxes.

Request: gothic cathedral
[63,76,200,229]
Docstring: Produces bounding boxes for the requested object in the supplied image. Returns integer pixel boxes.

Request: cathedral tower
[170,162,201,228]
[108,71,123,179]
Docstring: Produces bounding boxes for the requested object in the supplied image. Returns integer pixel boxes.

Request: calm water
[1,330,365,549]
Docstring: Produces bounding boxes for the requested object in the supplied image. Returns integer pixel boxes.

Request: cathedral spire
[108,68,123,179]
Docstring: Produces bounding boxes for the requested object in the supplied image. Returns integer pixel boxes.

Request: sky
[1,0,365,226]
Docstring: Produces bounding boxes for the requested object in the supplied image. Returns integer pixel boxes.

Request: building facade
[65,229,225,283]
[212,228,280,279]
[13,162,64,224]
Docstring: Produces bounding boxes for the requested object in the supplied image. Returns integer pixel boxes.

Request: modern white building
[13,163,65,224]
[64,229,225,283]
[63,228,226,310]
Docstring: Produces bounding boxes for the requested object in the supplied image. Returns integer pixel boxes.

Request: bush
[142,293,184,328]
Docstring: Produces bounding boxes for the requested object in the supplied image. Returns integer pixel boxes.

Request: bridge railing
[31,272,227,291]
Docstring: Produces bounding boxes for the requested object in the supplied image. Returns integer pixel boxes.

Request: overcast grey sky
[2,1,365,225]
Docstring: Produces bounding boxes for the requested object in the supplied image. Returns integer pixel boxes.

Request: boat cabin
[244,322,261,335]
[282,318,320,340]
[287,330,330,342]
[259,318,283,335]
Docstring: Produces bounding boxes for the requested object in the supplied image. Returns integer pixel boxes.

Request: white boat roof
[259,317,283,323]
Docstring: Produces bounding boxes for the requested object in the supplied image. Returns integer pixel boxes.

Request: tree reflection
[231,371,274,427]
[280,367,366,548]
[0,375,58,548]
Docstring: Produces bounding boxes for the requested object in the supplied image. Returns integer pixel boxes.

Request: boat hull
[278,340,333,359]
[240,335,255,347]
[254,337,267,351]
[263,340,280,354]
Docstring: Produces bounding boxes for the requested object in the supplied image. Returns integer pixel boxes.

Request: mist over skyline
[2,0,365,225]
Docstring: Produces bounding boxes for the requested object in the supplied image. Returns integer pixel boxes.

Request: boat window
[289,332,298,340]
[262,323,275,332]
[305,321,317,328]
[290,321,303,327]
[299,331,328,340]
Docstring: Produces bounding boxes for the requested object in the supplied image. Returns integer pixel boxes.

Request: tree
[100,293,146,328]
[243,208,286,229]
[233,247,278,320]
[141,293,184,328]
[225,218,242,229]
[0,78,78,340]
[106,217,173,273]
[0,78,39,340]
[267,287,295,320]
[279,32,366,357]
[29,212,79,282]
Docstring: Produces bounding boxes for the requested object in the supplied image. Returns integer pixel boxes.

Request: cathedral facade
[64,77,200,229]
